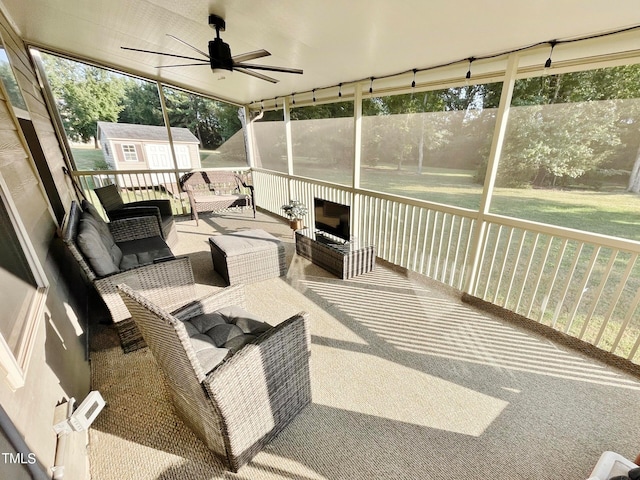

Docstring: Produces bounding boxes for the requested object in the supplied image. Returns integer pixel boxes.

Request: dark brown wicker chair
[94,183,178,247]
[116,283,311,472]
[62,200,194,351]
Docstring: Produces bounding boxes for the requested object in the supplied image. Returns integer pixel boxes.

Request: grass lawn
[72,147,108,170]
[358,165,640,242]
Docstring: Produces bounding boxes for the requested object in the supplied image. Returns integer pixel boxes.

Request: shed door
[144,144,172,169]
[174,145,191,168]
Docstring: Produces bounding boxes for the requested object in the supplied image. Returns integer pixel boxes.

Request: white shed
[97,121,201,172]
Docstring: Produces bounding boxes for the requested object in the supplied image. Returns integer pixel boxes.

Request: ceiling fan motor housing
[208,38,234,71]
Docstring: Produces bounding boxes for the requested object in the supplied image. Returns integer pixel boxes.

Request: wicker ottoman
[208,229,286,285]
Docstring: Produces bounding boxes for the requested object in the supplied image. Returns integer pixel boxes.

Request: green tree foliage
[290,101,355,168]
[0,50,27,110]
[493,65,640,189]
[43,54,243,153]
[43,55,125,147]
[118,80,163,126]
[162,87,242,149]
[363,84,501,172]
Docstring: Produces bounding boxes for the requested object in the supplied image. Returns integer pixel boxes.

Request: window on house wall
[491,63,640,242]
[0,173,48,390]
[290,101,354,185]
[161,86,247,169]
[121,144,138,162]
[361,83,502,210]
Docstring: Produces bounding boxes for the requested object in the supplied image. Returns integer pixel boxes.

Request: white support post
[243,105,256,169]
[157,81,180,174]
[351,83,363,240]
[283,97,295,202]
[463,53,519,295]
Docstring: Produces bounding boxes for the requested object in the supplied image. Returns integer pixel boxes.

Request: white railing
[71,167,250,216]
[70,166,640,364]
[252,169,640,364]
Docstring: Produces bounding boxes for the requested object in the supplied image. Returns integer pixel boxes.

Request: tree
[489,65,640,189]
[362,84,501,173]
[118,80,163,126]
[43,55,125,147]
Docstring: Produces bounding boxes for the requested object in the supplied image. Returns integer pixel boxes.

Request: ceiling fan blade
[234,62,303,75]
[121,46,205,63]
[232,49,271,63]
[234,67,279,84]
[166,34,210,59]
[156,63,209,68]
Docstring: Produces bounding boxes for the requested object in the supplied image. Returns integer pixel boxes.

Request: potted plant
[282,200,308,230]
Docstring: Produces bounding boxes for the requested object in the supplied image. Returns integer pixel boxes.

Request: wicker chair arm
[96,256,195,323]
[172,284,247,321]
[203,312,311,471]
[108,215,162,241]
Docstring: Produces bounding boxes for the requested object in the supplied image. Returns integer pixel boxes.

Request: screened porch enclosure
[55,35,640,369]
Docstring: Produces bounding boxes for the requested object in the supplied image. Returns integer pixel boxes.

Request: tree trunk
[627,143,640,193]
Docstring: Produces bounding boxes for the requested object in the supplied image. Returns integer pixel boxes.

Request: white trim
[0,173,49,390]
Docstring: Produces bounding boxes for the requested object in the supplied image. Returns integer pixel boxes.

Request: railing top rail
[251,167,479,219]
[72,166,640,254]
[484,212,640,253]
[71,166,251,177]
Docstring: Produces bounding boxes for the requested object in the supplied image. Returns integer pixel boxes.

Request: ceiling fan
[121,14,303,83]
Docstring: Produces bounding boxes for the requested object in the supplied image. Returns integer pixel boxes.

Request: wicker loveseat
[180,171,255,226]
[62,200,194,349]
[117,282,311,472]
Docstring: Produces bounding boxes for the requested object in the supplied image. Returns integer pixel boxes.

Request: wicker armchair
[94,183,178,247]
[116,283,311,472]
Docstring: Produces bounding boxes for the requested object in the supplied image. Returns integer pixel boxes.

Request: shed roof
[97,122,199,144]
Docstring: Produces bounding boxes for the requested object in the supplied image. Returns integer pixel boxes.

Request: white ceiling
[2,0,640,106]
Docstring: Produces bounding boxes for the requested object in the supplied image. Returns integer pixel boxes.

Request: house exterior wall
[0,9,90,480]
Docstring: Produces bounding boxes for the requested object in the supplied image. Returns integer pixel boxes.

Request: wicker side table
[295,229,376,279]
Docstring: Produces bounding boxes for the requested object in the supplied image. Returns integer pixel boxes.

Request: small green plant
[282,200,308,220]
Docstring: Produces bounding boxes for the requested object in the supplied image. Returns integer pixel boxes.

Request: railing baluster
[564,246,600,334]
[515,232,540,315]
[504,229,527,311]
[578,249,618,341]
[594,253,638,347]
[412,207,423,272]
[610,285,640,355]
[419,210,430,276]
[493,227,514,306]
[483,225,501,300]
[539,238,568,324]
[551,242,584,329]
[71,167,640,365]
[526,235,553,319]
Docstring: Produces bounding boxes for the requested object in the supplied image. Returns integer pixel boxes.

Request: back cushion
[82,201,113,238]
[76,214,123,276]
